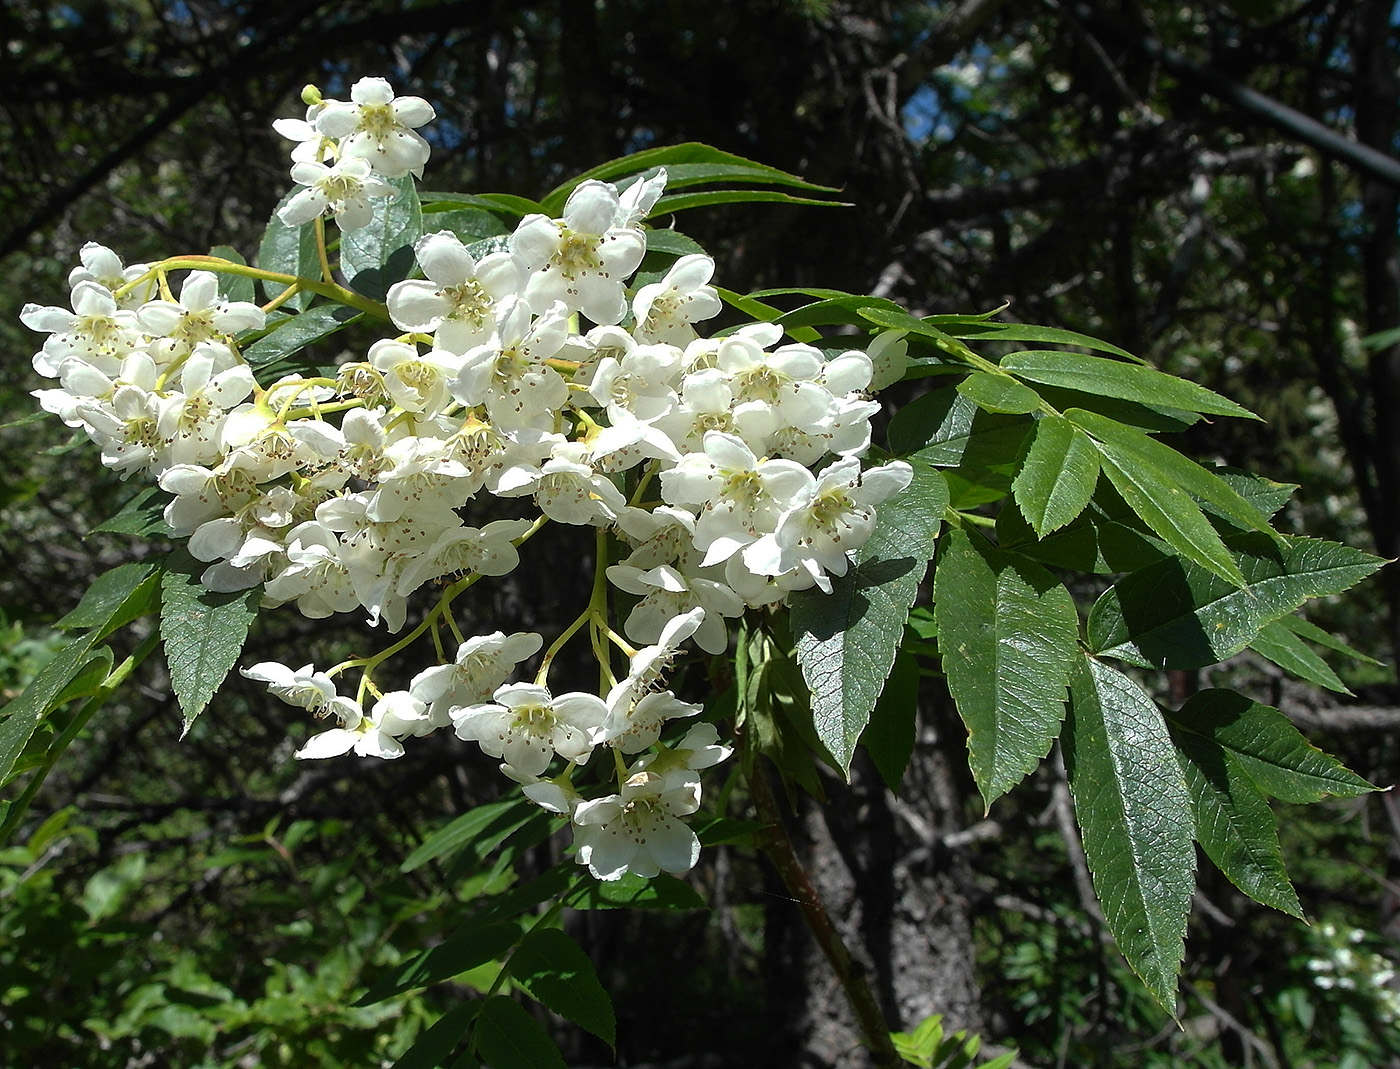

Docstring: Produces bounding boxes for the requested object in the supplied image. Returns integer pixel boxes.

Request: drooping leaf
[0,632,105,785]
[1012,415,1101,536]
[942,321,1143,361]
[1002,351,1258,420]
[1170,720,1303,917]
[356,921,520,1006]
[258,190,320,310]
[861,644,921,792]
[473,995,566,1069]
[934,528,1079,807]
[1249,619,1351,694]
[401,797,541,873]
[957,372,1043,414]
[89,485,172,537]
[1274,614,1382,665]
[509,928,615,1045]
[1165,690,1377,803]
[341,174,423,300]
[1087,532,1386,669]
[159,549,260,735]
[655,189,847,214]
[791,462,947,774]
[1064,656,1194,1010]
[54,560,160,634]
[392,1001,481,1069]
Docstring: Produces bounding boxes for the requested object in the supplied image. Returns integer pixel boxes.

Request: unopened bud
[300,84,323,106]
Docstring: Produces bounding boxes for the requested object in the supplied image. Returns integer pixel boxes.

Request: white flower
[512,175,662,325]
[410,631,544,728]
[279,157,397,232]
[598,686,701,754]
[242,661,360,722]
[572,767,701,880]
[136,270,265,363]
[394,517,531,594]
[659,431,815,567]
[66,242,156,308]
[294,697,407,760]
[631,254,721,344]
[605,564,743,654]
[22,280,143,377]
[387,231,522,353]
[453,296,571,430]
[315,76,435,179]
[453,682,607,778]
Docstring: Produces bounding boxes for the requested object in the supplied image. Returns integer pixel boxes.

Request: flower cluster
[21,76,913,883]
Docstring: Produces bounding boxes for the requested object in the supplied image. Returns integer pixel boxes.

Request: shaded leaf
[1165,690,1377,803]
[934,528,1079,807]
[862,644,921,792]
[54,561,160,634]
[1064,656,1194,1010]
[393,1001,481,1069]
[510,928,615,1045]
[401,797,540,873]
[473,995,565,1069]
[996,500,1169,576]
[1171,722,1302,917]
[341,174,422,300]
[208,246,256,304]
[791,463,947,774]
[1088,532,1385,669]
[258,190,320,310]
[0,633,104,785]
[562,872,706,910]
[244,304,363,375]
[1249,619,1350,695]
[356,921,519,1006]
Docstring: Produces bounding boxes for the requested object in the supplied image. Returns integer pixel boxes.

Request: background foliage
[1,1,1398,1066]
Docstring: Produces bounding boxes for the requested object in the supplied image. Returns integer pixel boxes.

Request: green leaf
[54,561,160,634]
[473,995,565,1069]
[509,929,615,1046]
[341,174,423,301]
[540,143,836,215]
[956,372,1043,414]
[258,191,320,310]
[1003,351,1258,420]
[419,206,510,241]
[393,1001,481,1069]
[1069,409,1272,536]
[1087,532,1386,669]
[356,921,520,1006]
[0,632,104,785]
[1249,619,1350,695]
[244,304,363,375]
[402,797,547,874]
[775,294,907,332]
[934,529,1079,807]
[791,463,947,774]
[654,188,846,215]
[1214,469,1297,520]
[996,500,1170,575]
[1072,416,1245,586]
[714,286,822,343]
[941,321,1142,362]
[645,228,708,257]
[1274,614,1382,665]
[888,388,1032,467]
[208,246,256,304]
[80,853,147,922]
[1171,722,1302,917]
[1064,656,1194,1010]
[160,549,260,735]
[89,486,172,537]
[1165,690,1377,803]
[562,872,706,910]
[862,644,921,792]
[1012,415,1101,536]
[420,191,543,218]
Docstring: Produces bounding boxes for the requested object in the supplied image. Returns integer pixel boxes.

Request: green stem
[314,217,335,284]
[123,256,389,320]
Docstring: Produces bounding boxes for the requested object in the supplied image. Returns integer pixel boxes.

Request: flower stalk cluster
[21,76,912,884]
